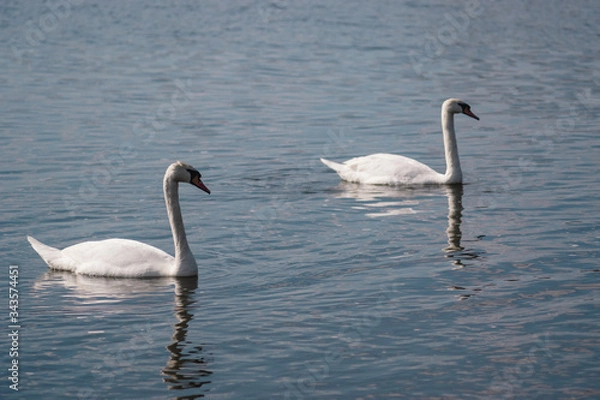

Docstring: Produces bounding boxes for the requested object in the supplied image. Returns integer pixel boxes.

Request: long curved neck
[164,176,196,274]
[441,107,462,183]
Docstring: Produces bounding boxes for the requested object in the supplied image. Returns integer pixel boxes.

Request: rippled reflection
[331,181,427,217]
[32,273,213,398]
[162,277,212,398]
[443,185,485,269]
[443,185,464,262]
[328,182,486,271]
[444,185,463,253]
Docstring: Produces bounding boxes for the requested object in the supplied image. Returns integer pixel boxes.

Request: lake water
[1,0,599,398]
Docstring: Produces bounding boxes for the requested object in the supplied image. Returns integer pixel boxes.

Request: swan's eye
[186,169,201,181]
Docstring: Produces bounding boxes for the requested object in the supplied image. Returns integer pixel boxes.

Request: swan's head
[443,98,479,120]
[167,161,211,194]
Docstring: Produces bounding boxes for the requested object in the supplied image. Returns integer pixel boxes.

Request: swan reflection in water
[444,184,464,253]
[329,183,481,268]
[33,273,212,398]
[443,185,485,269]
[161,277,213,397]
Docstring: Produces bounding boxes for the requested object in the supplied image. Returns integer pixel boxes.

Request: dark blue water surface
[1,1,599,398]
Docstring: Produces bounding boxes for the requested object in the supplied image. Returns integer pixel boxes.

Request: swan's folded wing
[61,239,174,277]
[342,153,441,185]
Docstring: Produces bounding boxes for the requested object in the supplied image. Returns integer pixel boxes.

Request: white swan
[27,161,210,278]
[320,98,479,185]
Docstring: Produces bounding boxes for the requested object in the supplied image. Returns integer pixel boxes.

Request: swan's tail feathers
[27,236,68,270]
[320,158,346,173]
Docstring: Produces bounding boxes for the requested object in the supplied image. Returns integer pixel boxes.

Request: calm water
[1,0,599,398]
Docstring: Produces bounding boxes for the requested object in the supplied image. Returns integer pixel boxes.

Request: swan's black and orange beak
[463,107,480,120]
[191,176,211,194]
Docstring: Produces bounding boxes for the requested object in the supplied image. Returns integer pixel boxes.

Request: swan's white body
[321,98,479,185]
[27,161,210,278]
